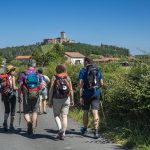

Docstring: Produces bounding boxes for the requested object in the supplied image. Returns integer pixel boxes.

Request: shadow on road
[0,127,56,141]
[20,132,56,140]
[45,128,82,137]
[45,128,100,139]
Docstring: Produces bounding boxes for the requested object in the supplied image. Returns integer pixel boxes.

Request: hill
[0,42,130,63]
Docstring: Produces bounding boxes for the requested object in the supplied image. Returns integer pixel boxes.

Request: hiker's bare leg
[61,114,68,135]
[24,113,31,123]
[32,112,38,129]
[91,109,99,129]
[39,97,42,113]
[43,99,47,112]
[83,110,89,128]
[55,115,62,130]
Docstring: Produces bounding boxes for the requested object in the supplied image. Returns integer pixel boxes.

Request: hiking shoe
[93,129,100,139]
[27,122,33,135]
[80,127,87,134]
[43,111,47,114]
[38,112,42,115]
[56,130,65,140]
[3,122,8,132]
[9,124,15,131]
[59,130,65,140]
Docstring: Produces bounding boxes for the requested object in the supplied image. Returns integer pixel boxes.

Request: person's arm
[48,76,55,107]
[79,79,84,105]
[98,69,104,88]
[78,68,85,105]
[12,76,18,90]
[69,78,74,106]
[100,79,104,88]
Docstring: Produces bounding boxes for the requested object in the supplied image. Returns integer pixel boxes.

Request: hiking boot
[59,130,65,140]
[27,122,33,135]
[93,129,100,139]
[56,130,65,140]
[80,127,87,135]
[38,112,42,115]
[3,122,8,132]
[9,124,15,131]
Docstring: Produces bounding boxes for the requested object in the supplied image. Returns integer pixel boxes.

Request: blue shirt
[79,66,102,97]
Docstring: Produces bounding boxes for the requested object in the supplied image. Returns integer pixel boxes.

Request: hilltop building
[65,52,85,65]
[43,32,75,44]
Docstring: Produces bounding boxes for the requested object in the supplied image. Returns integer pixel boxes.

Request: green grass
[69,107,96,128]
[69,108,150,150]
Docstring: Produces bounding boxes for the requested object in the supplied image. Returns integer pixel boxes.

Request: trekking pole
[17,90,22,128]
[19,100,21,128]
[100,92,107,125]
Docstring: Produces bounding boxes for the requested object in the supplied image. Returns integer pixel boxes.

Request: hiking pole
[100,92,107,125]
[100,101,106,122]
[19,100,21,128]
[17,90,22,129]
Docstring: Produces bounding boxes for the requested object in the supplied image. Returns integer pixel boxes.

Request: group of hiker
[0,57,103,140]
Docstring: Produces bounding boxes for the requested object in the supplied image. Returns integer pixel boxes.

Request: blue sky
[0,0,150,55]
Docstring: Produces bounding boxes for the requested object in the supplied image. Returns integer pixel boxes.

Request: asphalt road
[0,94,125,150]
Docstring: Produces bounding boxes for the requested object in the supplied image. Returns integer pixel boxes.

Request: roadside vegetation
[1,42,149,150]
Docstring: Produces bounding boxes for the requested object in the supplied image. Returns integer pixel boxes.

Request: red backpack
[54,73,71,99]
[0,73,10,94]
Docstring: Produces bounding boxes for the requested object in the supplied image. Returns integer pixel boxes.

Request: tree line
[0,42,130,64]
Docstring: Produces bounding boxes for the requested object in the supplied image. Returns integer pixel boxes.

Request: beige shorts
[52,97,70,116]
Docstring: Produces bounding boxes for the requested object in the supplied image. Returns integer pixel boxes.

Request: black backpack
[83,64,100,89]
[54,75,71,99]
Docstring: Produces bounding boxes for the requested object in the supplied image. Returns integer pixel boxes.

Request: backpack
[39,74,46,89]
[0,73,10,94]
[83,64,100,89]
[24,72,39,100]
[54,74,71,99]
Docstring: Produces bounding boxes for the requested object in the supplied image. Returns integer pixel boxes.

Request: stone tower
[60,31,66,39]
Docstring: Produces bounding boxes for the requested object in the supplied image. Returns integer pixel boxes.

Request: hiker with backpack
[37,68,50,115]
[18,59,40,134]
[48,64,74,140]
[1,65,18,132]
[79,57,104,139]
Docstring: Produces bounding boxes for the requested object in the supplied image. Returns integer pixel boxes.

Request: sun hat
[6,65,16,73]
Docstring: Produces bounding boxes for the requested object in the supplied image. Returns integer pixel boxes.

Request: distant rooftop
[65,52,85,58]
[16,56,32,59]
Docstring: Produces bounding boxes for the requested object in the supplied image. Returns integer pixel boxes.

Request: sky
[0,0,150,55]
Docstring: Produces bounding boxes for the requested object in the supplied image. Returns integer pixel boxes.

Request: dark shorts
[22,88,39,114]
[82,95,100,110]
[2,94,16,116]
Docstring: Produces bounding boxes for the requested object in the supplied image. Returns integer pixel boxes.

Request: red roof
[16,56,32,59]
[65,52,85,58]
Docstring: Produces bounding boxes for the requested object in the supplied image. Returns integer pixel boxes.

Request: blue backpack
[26,72,39,89]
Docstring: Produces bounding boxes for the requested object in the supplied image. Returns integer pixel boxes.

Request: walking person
[79,57,103,139]
[18,59,40,135]
[48,64,74,140]
[37,68,50,115]
[1,65,18,132]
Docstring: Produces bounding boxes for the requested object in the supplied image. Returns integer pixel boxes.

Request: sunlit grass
[69,108,150,150]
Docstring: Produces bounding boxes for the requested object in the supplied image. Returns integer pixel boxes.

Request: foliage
[0,44,41,63]
[2,40,149,149]
[63,42,130,57]
[32,43,65,67]
[104,63,150,124]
